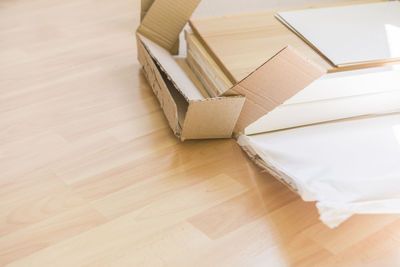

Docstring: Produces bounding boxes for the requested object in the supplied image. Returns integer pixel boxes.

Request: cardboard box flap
[138,34,205,101]
[137,0,201,52]
[223,46,326,133]
[141,0,155,21]
[181,96,245,140]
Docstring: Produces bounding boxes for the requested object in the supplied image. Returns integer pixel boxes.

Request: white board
[244,66,400,135]
[276,1,400,66]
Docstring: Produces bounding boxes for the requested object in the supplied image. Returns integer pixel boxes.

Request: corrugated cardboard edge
[181,97,245,140]
[138,34,246,140]
[137,0,201,54]
[137,36,183,137]
[141,0,154,21]
[138,34,205,101]
[237,135,299,194]
[223,46,326,133]
[140,0,180,54]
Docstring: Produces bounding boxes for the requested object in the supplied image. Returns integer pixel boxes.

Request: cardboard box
[137,0,248,141]
[137,0,400,228]
[136,0,327,140]
[136,35,245,140]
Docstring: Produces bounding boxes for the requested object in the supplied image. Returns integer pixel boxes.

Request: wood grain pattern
[1,0,400,266]
[189,0,391,81]
[189,9,333,82]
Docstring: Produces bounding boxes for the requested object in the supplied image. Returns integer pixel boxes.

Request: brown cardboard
[138,0,201,53]
[181,97,245,140]
[140,0,154,21]
[138,32,246,140]
[139,35,208,100]
[137,36,183,135]
[136,0,329,140]
[223,46,326,133]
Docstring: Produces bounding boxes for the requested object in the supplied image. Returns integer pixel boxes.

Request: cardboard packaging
[136,0,327,140]
[137,0,400,228]
[187,0,400,135]
[137,0,245,141]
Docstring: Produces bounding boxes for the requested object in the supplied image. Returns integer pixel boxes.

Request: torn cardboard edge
[238,141,299,194]
[137,33,245,140]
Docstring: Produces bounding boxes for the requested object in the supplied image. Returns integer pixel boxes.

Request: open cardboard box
[137,0,400,227]
[136,0,327,141]
[137,0,400,140]
[137,0,247,141]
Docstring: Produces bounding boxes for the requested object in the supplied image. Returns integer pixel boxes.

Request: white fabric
[238,113,400,228]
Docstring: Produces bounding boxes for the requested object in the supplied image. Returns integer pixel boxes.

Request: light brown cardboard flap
[138,0,201,53]
[223,46,326,133]
[181,97,245,140]
[141,0,155,21]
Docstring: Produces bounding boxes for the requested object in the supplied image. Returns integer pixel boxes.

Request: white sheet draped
[239,113,400,228]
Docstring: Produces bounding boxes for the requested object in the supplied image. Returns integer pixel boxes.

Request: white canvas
[276,1,400,66]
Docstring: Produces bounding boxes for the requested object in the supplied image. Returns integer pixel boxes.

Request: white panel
[245,66,400,134]
[277,1,400,66]
[245,88,400,135]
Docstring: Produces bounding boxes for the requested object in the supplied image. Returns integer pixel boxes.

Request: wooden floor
[1,0,400,266]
